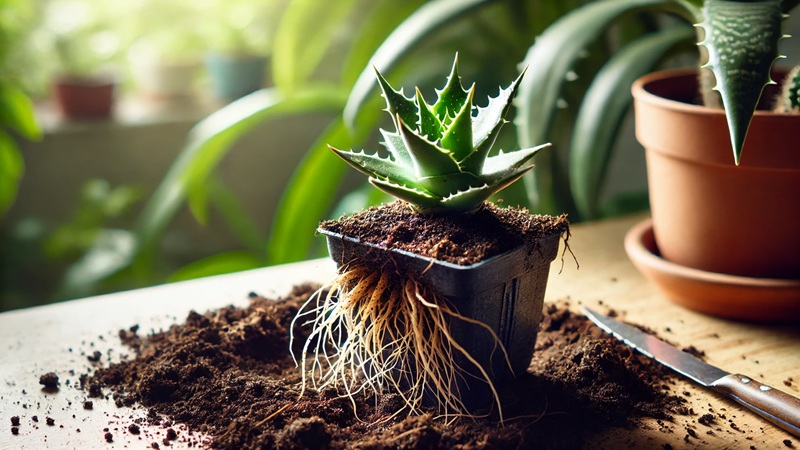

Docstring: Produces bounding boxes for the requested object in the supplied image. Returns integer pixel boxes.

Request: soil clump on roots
[92,285,687,449]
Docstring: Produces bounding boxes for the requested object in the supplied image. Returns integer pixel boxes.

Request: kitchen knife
[583,307,800,437]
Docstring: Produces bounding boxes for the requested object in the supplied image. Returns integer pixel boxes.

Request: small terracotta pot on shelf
[52,75,116,119]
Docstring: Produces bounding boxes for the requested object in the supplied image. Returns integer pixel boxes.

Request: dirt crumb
[682,346,706,359]
[698,413,715,426]
[87,350,102,362]
[39,372,59,389]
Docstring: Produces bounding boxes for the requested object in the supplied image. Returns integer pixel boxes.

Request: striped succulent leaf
[698,0,785,164]
[329,55,549,214]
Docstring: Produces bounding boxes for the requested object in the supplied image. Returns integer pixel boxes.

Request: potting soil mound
[90,285,687,449]
[319,200,570,266]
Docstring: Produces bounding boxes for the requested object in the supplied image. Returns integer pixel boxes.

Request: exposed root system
[292,264,510,422]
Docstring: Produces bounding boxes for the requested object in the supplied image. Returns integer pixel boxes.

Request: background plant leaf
[114,87,344,278]
[515,0,697,214]
[0,130,24,216]
[167,251,264,283]
[570,25,694,219]
[265,118,373,265]
[343,0,494,128]
[271,0,359,92]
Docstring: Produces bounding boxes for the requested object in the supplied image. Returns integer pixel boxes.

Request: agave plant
[330,56,549,214]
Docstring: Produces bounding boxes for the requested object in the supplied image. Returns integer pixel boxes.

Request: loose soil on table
[319,201,570,266]
[88,284,689,449]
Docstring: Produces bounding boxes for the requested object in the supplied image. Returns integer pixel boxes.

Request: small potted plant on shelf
[127,31,204,100]
[202,2,276,101]
[291,55,569,420]
[43,0,121,119]
[123,0,208,100]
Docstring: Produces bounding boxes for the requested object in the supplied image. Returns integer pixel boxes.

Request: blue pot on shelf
[204,52,268,100]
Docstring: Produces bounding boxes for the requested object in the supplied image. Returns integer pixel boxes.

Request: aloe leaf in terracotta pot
[631,69,800,320]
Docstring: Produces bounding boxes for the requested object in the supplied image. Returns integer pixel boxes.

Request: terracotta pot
[632,69,800,280]
[52,75,116,119]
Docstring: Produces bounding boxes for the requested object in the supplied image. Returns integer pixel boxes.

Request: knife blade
[583,307,800,437]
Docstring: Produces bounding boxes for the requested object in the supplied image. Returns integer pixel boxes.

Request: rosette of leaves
[329,56,549,214]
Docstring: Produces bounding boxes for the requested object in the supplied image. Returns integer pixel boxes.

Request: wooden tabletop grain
[1,214,798,449]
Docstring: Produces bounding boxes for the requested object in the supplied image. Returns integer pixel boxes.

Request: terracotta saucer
[624,219,800,323]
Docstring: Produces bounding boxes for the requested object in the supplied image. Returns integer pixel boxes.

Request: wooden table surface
[1,214,798,449]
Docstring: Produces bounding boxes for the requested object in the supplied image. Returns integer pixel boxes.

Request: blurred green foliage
[9,0,753,309]
[0,0,41,216]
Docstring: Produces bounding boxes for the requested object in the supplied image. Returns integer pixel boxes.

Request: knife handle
[711,373,800,437]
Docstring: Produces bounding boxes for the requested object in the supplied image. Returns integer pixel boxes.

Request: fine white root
[290,263,512,423]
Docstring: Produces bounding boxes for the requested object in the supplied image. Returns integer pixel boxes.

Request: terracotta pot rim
[632,68,797,118]
[626,218,800,287]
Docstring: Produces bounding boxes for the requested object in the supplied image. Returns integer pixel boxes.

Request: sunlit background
[2,0,799,312]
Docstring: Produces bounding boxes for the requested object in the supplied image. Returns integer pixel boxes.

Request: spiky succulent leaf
[461,72,529,175]
[416,172,480,198]
[699,0,784,164]
[440,86,475,162]
[369,178,439,209]
[415,88,441,140]
[436,184,499,214]
[397,115,460,178]
[480,168,533,198]
[330,56,549,214]
[375,68,418,130]
[329,146,416,185]
[472,68,526,150]
[432,55,471,122]
[379,129,412,166]
[481,144,550,180]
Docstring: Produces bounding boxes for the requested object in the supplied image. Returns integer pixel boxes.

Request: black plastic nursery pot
[318,225,562,400]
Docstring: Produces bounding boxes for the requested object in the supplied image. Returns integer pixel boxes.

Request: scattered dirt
[82,285,691,449]
[38,372,59,390]
[319,200,570,266]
